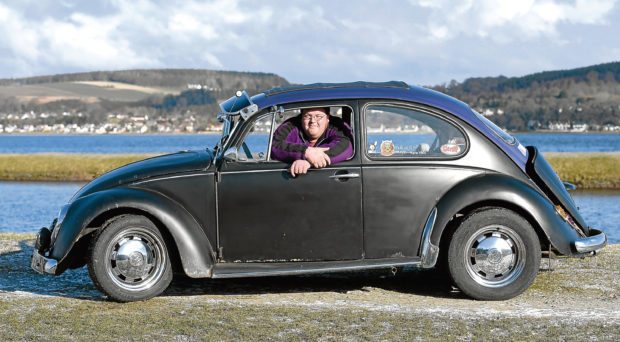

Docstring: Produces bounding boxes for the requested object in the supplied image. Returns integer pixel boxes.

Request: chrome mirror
[223,147,238,162]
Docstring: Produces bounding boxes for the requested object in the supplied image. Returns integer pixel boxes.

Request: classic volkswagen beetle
[31,81,607,302]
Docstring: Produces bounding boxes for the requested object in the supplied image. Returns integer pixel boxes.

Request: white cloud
[416,0,616,42]
[202,52,224,68]
[0,0,617,86]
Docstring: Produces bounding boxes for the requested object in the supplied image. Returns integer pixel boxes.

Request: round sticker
[380,140,394,156]
[440,143,461,155]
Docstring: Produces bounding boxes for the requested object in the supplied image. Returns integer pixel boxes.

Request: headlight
[51,203,71,243]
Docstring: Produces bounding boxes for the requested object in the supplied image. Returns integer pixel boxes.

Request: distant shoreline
[0,152,618,188]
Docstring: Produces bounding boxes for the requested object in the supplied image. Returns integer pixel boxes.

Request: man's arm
[270,121,307,162]
[319,123,353,164]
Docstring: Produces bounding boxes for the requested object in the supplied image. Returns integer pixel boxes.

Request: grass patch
[0,153,157,182]
[544,152,620,189]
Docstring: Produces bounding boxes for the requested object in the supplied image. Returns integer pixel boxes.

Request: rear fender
[51,187,214,277]
[431,173,582,256]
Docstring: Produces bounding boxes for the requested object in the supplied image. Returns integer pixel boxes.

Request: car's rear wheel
[447,208,540,300]
[88,215,172,302]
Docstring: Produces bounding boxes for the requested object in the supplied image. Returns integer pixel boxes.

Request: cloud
[412,0,616,42]
[0,0,617,87]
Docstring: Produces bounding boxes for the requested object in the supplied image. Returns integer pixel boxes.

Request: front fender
[51,187,214,277]
[431,173,582,256]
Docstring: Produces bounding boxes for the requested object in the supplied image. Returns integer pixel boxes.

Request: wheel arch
[431,173,582,256]
[51,187,215,277]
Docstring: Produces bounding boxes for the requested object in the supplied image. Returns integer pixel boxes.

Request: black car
[32,82,607,302]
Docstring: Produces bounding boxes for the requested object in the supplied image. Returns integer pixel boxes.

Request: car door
[361,101,473,259]
[217,103,363,262]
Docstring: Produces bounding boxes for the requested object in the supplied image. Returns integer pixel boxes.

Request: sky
[1,0,619,86]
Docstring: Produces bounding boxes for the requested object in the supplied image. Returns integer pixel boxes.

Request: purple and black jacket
[271,115,353,163]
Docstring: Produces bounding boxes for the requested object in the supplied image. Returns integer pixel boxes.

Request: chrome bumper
[31,249,58,275]
[573,228,607,254]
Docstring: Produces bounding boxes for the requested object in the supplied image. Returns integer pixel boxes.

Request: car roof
[252,81,476,124]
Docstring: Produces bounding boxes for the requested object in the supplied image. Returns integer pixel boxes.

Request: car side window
[365,105,466,158]
[271,106,355,161]
[236,113,274,162]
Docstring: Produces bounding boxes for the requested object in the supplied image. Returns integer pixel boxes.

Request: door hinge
[218,246,224,260]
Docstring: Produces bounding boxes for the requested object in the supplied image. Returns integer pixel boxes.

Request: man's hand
[289,160,311,177]
[304,147,331,168]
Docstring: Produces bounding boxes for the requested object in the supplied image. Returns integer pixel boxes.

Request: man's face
[301,108,329,141]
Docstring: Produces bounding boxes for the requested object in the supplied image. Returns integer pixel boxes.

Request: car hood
[71,149,214,200]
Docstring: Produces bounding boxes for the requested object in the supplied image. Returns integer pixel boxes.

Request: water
[0,182,82,232]
[514,133,620,152]
[0,134,220,154]
[0,133,618,153]
[0,182,617,243]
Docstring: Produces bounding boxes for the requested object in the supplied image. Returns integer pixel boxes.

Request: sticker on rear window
[440,144,461,155]
[380,140,394,156]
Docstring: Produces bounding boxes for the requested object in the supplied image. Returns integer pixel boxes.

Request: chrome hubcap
[464,225,526,288]
[105,227,166,292]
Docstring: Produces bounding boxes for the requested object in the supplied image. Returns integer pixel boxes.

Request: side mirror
[223,147,247,162]
[223,147,238,162]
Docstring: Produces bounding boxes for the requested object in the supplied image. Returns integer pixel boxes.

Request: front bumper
[31,249,58,275]
[30,226,59,275]
[573,228,607,254]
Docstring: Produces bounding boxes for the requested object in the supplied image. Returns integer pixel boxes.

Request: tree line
[433,61,620,130]
[2,63,620,131]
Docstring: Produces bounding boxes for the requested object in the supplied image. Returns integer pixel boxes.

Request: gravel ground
[1,233,618,340]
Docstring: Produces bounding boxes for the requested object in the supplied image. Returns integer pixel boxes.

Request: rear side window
[473,110,516,145]
[365,105,467,158]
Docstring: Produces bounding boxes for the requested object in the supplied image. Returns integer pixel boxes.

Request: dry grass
[544,152,620,189]
[0,154,157,182]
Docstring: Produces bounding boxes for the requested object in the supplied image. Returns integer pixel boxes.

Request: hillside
[0,69,290,133]
[434,61,620,131]
[0,69,288,92]
[1,63,620,133]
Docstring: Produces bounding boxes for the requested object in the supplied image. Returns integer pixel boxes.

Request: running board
[212,257,422,279]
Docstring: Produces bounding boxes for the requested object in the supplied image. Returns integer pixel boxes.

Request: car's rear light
[555,205,586,237]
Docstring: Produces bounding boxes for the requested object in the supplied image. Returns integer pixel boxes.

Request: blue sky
[1,0,619,86]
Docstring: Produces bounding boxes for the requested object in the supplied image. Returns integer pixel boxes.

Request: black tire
[447,208,540,300]
[88,215,172,302]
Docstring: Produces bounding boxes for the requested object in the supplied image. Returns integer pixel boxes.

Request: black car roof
[264,81,409,97]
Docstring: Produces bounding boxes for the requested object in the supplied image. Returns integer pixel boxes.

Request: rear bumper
[573,228,607,254]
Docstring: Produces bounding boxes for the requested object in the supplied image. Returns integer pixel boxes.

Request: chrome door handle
[329,173,360,179]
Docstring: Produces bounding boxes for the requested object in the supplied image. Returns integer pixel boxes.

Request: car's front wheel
[447,208,541,300]
[88,215,172,302]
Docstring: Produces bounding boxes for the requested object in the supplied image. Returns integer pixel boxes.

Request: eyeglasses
[302,114,327,122]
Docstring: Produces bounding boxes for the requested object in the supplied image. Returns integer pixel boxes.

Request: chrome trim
[104,227,168,292]
[31,249,58,275]
[212,259,422,278]
[328,173,360,179]
[221,166,355,175]
[463,225,526,287]
[420,208,439,268]
[574,229,607,253]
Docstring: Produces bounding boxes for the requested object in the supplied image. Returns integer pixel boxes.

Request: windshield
[473,110,516,145]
